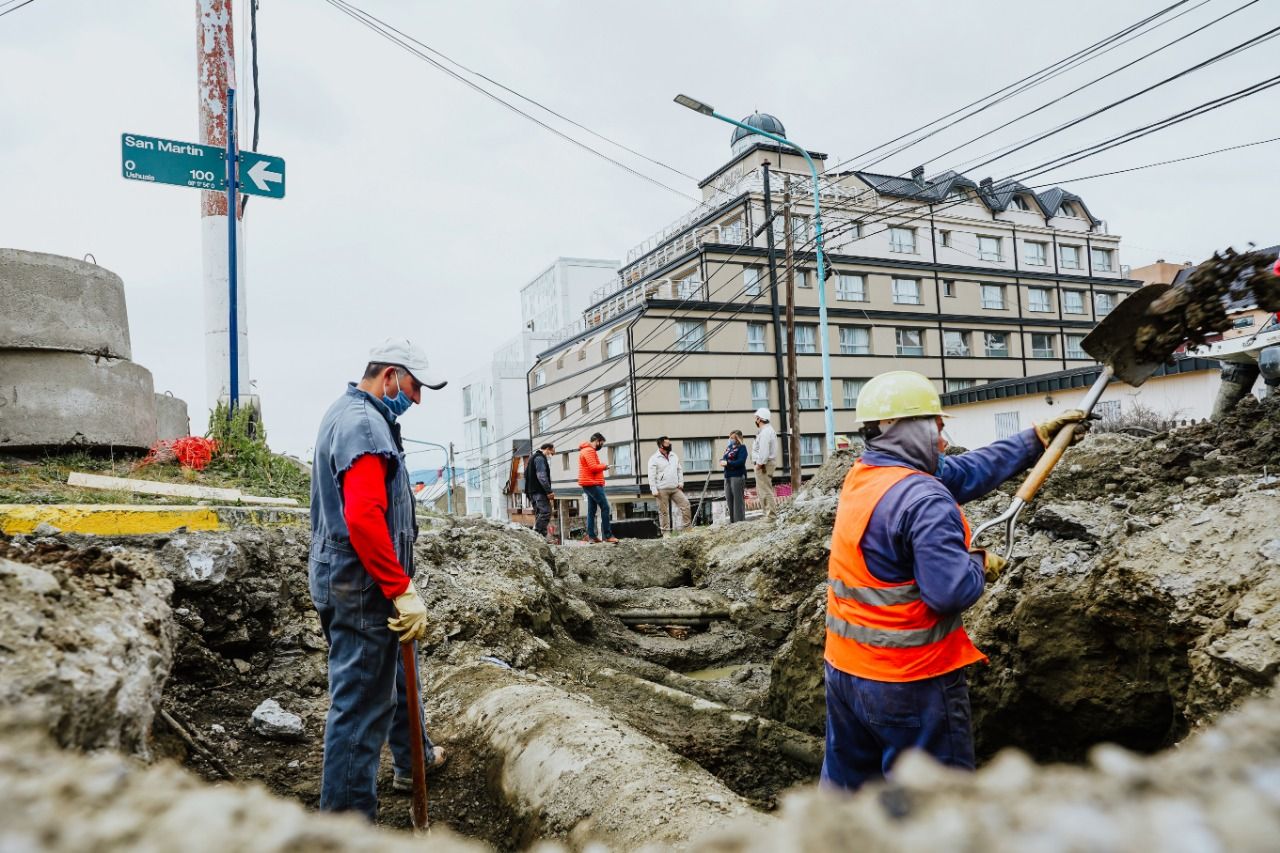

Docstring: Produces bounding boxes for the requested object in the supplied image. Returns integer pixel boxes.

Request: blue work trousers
[311,549,436,820]
[583,484,613,539]
[820,662,975,792]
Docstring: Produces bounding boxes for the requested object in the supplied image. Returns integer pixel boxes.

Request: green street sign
[121,132,285,199]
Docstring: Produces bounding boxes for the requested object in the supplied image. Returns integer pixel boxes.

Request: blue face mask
[382,371,413,418]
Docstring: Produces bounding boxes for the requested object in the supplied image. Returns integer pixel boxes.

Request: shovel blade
[1081,283,1174,387]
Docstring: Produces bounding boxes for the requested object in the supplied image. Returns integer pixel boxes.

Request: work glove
[388,585,429,643]
[1034,409,1093,448]
[972,549,1007,584]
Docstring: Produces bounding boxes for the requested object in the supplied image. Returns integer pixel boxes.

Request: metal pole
[448,442,456,515]
[782,179,802,494]
[225,85,239,413]
[760,162,791,474]
[702,110,834,449]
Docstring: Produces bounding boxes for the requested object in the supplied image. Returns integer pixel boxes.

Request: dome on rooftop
[730,112,786,154]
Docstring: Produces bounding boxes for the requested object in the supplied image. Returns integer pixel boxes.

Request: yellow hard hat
[856,371,948,423]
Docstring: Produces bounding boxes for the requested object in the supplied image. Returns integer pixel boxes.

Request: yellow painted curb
[0,504,223,536]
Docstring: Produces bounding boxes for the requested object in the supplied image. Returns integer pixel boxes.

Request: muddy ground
[2,396,1278,850]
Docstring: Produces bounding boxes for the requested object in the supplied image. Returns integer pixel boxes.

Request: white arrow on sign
[246,159,283,192]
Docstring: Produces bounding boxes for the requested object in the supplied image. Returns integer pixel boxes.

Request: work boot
[605,536,619,544]
[391,746,448,793]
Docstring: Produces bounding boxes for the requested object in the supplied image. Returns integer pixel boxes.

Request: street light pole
[402,437,453,515]
[674,95,835,450]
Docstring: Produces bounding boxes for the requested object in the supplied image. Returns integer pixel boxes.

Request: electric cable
[0,0,40,18]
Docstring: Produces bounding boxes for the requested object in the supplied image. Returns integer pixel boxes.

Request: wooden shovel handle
[1015,424,1077,504]
[400,641,429,832]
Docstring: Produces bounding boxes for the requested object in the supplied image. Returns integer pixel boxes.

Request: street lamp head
[674,94,714,115]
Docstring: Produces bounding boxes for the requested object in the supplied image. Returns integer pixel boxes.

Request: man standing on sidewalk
[577,432,616,543]
[310,339,448,820]
[525,442,556,543]
[751,408,779,520]
[647,436,690,534]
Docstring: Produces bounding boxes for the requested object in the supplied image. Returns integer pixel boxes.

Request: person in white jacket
[751,408,779,520]
[647,436,691,533]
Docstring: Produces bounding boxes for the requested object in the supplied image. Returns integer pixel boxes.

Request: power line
[0,0,40,18]
[322,0,698,202]
[1034,135,1280,184]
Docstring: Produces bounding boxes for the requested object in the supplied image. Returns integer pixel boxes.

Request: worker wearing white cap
[751,407,779,520]
[310,338,448,819]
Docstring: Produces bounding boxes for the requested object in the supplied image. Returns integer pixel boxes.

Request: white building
[460,257,618,519]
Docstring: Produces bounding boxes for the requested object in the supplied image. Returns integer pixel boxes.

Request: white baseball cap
[754,407,771,421]
[368,338,447,390]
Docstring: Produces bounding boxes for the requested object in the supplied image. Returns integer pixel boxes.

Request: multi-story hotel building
[527,113,1137,518]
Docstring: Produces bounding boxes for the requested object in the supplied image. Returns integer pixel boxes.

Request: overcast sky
[2,0,1276,459]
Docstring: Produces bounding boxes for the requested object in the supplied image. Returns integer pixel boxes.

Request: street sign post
[121,132,285,198]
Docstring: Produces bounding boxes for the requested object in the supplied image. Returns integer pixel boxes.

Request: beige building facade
[527,113,1139,516]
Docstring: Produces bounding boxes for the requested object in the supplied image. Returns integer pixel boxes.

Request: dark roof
[730,112,786,145]
[852,169,1099,225]
[939,357,1218,406]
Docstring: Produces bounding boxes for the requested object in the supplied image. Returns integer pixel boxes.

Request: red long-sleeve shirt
[341,453,410,599]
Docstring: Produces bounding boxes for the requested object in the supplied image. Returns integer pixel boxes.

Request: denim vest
[310,384,417,618]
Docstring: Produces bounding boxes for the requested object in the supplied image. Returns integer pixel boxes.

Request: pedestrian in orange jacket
[577,433,616,542]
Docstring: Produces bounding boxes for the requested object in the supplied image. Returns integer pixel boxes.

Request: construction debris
[67,471,300,506]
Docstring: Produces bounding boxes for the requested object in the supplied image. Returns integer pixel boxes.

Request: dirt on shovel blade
[1137,247,1280,362]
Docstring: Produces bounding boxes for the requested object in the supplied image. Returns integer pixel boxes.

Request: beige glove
[388,586,429,643]
[972,549,1007,584]
[1034,409,1092,448]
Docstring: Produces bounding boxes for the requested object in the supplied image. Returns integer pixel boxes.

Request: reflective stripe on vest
[824,460,987,682]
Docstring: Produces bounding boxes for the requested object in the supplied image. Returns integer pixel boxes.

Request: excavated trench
[4,402,1280,849]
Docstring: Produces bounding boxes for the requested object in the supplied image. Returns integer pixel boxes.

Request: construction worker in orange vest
[821,370,1091,791]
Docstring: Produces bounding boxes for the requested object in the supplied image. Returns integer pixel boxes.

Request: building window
[611,443,633,476]
[945,379,975,392]
[843,379,866,408]
[797,269,812,289]
[1010,195,1030,211]
[743,267,761,297]
[800,435,823,466]
[984,332,1009,357]
[981,284,1006,310]
[747,322,767,353]
[1095,292,1116,316]
[1096,400,1121,420]
[676,276,704,300]
[848,221,863,240]
[678,380,709,412]
[606,334,625,358]
[994,411,1020,439]
[892,277,923,305]
[1063,289,1085,314]
[1024,241,1047,266]
[533,370,546,388]
[943,279,956,297]
[676,320,707,351]
[793,324,817,354]
[943,330,969,357]
[609,385,630,416]
[939,230,952,247]
[791,215,811,244]
[896,328,924,357]
[839,326,871,355]
[722,218,745,244]
[1030,333,1055,359]
[977,235,1002,262]
[580,394,589,413]
[1028,287,1052,312]
[1065,334,1087,359]
[1060,245,1082,269]
[463,385,474,417]
[751,380,770,411]
[536,407,551,432]
[837,274,866,301]
[684,439,713,472]
[889,227,917,254]
[559,402,567,421]
[562,452,570,471]
[1091,248,1114,272]
[798,380,820,410]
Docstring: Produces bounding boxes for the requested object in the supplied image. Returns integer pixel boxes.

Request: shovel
[970,283,1177,558]
[400,641,429,834]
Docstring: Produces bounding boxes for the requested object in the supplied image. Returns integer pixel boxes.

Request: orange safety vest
[824,461,987,682]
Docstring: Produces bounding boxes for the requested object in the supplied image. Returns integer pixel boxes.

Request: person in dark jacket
[718,430,748,522]
[524,442,556,543]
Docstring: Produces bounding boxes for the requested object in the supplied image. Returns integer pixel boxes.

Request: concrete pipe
[0,249,133,359]
[155,393,191,441]
[0,350,157,451]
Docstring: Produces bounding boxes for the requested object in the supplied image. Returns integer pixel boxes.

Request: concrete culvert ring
[0,248,132,358]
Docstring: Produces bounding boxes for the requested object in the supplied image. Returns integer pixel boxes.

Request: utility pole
[761,162,790,475]
[782,178,801,494]
[448,442,457,515]
[197,0,249,414]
